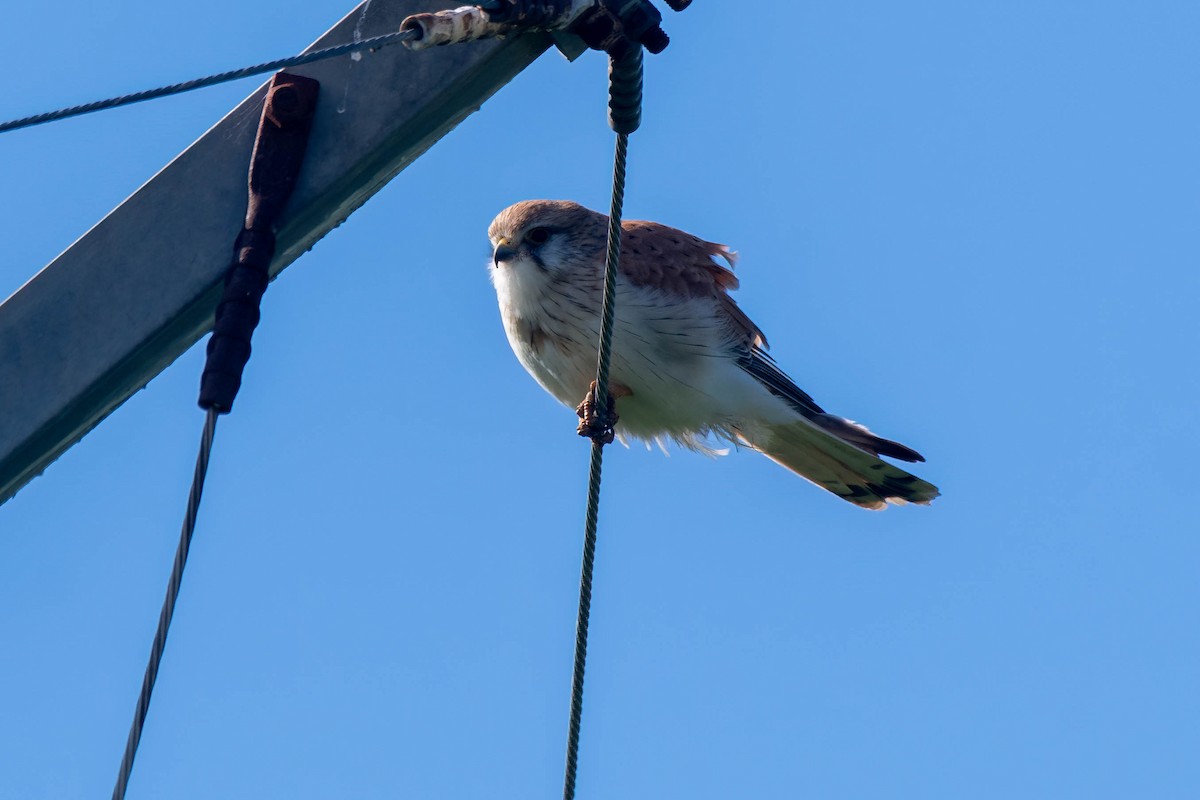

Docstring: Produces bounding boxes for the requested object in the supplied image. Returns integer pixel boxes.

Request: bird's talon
[576,381,618,444]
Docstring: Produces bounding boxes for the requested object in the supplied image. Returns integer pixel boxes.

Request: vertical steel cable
[562,128,630,800]
[592,134,630,414]
[562,41,642,799]
[112,408,219,800]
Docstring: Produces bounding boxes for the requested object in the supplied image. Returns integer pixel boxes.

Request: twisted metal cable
[562,129,629,800]
[592,133,629,408]
[0,29,417,135]
[112,408,219,800]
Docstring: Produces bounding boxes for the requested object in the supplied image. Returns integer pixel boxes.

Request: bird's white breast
[491,256,794,449]
[491,257,599,408]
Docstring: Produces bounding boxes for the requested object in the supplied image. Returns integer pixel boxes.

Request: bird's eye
[526,227,551,245]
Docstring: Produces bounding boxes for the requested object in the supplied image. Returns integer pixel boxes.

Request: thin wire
[562,130,629,800]
[112,408,219,800]
[0,29,418,135]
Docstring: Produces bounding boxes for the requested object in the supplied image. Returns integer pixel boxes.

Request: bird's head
[488,200,608,275]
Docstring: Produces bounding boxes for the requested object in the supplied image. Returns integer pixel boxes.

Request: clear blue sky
[2,2,1198,798]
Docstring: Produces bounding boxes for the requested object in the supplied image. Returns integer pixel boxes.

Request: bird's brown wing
[619,219,927,467]
[619,219,767,349]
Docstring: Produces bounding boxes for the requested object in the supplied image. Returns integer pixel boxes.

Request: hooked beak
[492,239,517,268]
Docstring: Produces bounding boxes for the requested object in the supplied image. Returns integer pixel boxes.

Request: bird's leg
[576,380,619,445]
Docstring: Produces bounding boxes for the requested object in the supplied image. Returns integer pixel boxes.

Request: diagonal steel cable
[111,408,219,800]
[0,29,416,135]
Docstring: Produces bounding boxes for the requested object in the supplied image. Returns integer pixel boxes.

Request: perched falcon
[487,200,939,509]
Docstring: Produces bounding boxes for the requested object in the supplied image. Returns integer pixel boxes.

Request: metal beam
[0,2,554,505]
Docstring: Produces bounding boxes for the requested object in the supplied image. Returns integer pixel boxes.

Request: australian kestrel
[487,200,939,509]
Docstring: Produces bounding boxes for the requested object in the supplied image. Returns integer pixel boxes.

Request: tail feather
[735,347,930,472]
[810,414,926,463]
[752,420,939,510]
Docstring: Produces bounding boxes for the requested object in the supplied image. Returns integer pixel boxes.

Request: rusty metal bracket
[198,72,320,414]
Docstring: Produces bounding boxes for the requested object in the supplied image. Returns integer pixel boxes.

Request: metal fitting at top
[400,6,510,50]
[399,2,691,59]
[482,0,685,57]
[568,0,669,57]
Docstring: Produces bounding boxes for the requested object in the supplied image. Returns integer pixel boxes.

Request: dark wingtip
[809,412,926,463]
[875,439,925,463]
